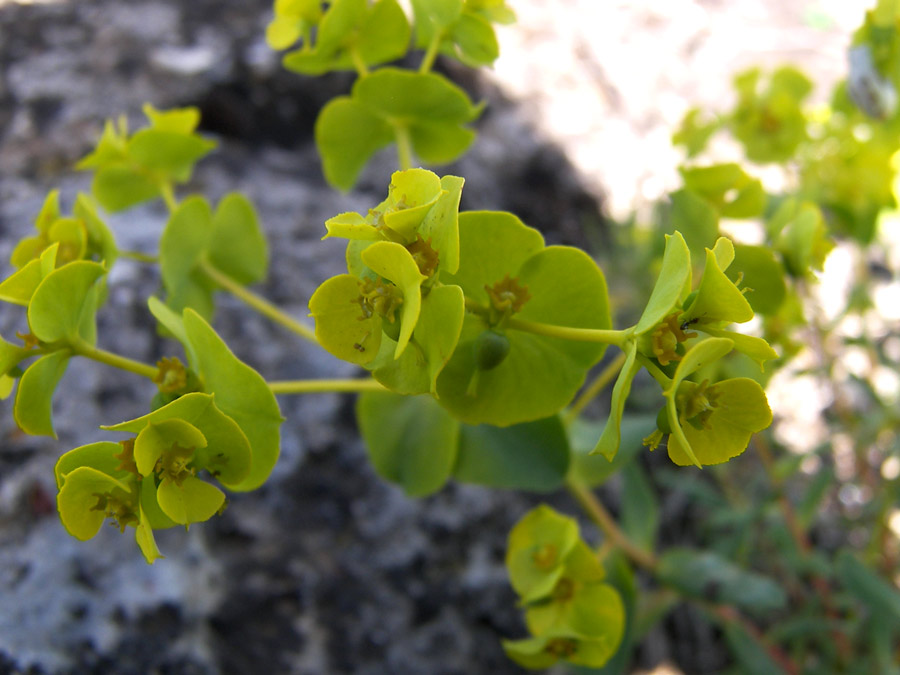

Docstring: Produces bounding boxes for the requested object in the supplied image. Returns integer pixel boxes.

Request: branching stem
[419,31,443,74]
[506,317,629,348]
[394,123,414,171]
[71,340,158,380]
[198,261,318,344]
[268,378,387,395]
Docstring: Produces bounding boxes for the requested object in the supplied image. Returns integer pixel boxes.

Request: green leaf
[147,296,197,366]
[14,351,69,437]
[727,244,786,315]
[620,462,659,551]
[668,337,735,390]
[156,475,224,525]
[836,550,900,624]
[0,259,44,306]
[159,196,215,317]
[183,310,283,491]
[447,11,499,67]
[418,175,464,275]
[680,164,767,219]
[666,377,772,467]
[411,0,463,45]
[591,342,640,460]
[91,166,161,212]
[309,274,383,365]
[437,216,610,425]
[127,129,216,176]
[658,548,787,615]
[135,506,164,563]
[681,247,754,325]
[73,193,119,266]
[103,392,252,488]
[634,231,691,335]
[701,327,777,370]
[722,622,787,675]
[55,441,126,489]
[315,97,394,190]
[0,336,32,378]
[668,189,719,262]
[506,504,579,602]
[373,284,465,394]
[454,415,570,492]
[568,413,654,487]
[361,242,427,358]
[28,261,106,343]
[357,391,459,497]
[208,193,268,285]
[57,466,131,540]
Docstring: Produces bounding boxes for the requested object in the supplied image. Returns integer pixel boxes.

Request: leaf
[568,413,655,487]
[147,296,197,366]
[506,504,579,602]
[372,284,465,394]
[156,475,225,526]
[667,338,735,391]
[159,196,215,316]
[208,193,269,285]
[727,245,786,315]
[55,441,125,489]
[135,506,164,564]
[836,550,900,624]
[621,462,658,551]
[103,392,252,488]
[454,415,569,492]
[666,377,772,467]
[356,391,459,497]
[722,622,787,675]
[360,242,427,358]
[0,336,32,377]
[446,12,499,67]
[634,232,691,335]
[183,310,283,491]
[591,342,640,460]
[57,466,131,540]
[0,258,45,306]
[127,129,216,175]
[91,166,161,212]
[437,219,610,426]
[309,274,382,365]
[681,247,754,325]
[418,175,464,275]
[14,351,70,437]
[658,548,787,615]
[315,97,394,190]
[668,189,719,262]
[28,261,106,343]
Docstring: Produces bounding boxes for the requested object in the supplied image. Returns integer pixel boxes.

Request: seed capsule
[474,330,511,371]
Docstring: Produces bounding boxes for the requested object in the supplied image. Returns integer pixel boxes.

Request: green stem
[198,261,318,344]
[506,317,629,348]
[268,378,387,395]
[349,46,369,78]
[566,477,658,571]
[637,354,672,388]
[119,249,158,264]
[394,123,414,171]
[160,182,178,213]
[419,31,443,74]
[71,340,158,380]
[564,351,628,426]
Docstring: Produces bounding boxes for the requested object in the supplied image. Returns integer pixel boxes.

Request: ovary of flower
[651,313,697,365]
[485,274,531,314]
[355,278,403,323]
[680,379,719,430]
[158,443,196,486]
[90,490,139,533]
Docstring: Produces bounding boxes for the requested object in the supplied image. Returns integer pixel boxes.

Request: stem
[637,354,672,388]
[119,250,158,264]
[71,340,158,380]
[506,317,629,349]
[198,261,318,344]
[564,351,628,426]
[394,123,414,171]
[566,477,658,571]
[268,378,387,395]
[160,182,178,213]
[349,46,369,78]
[419,31,443,74]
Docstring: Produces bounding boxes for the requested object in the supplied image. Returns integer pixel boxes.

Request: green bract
[436,211,611,426]
[679,163,767,219]
[159,193,268,317]
[315,69,482,189]
[766,199,834,279]
[10,191,117,270]
[504,505,625,669]
[411,0,514,68]
[731,66,812,164]
[356,391,570,496]
[77,105,216,212]
[281,0,410,75]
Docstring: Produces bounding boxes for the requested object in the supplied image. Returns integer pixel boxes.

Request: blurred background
[2,1,898,674]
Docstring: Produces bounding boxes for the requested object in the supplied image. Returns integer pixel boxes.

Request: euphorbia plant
[5,1,900,672]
